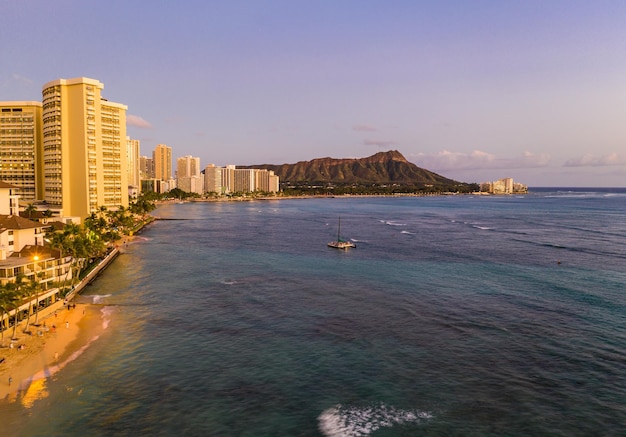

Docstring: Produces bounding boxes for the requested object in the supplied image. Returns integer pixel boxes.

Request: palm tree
[67,236,90,285]
[21,278,38,334]
[32,260,44,326]
[46,230,74,293]
[0,285,19,346]
[24,203,37,219]
[5,275,26,340]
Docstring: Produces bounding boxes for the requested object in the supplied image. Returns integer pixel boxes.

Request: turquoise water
[1,189,625,436]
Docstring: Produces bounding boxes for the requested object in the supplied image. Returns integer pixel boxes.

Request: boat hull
[328,241,356,249]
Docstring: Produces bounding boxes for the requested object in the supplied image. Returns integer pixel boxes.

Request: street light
[33,255,39,281]
[33,255,41,326]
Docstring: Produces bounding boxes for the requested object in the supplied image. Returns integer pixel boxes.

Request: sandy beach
[0,301,103,404]
[0,236,141,409]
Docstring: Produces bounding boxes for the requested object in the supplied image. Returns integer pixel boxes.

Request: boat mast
[338,216,341,241]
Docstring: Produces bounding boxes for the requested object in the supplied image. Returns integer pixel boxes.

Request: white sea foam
[318,403,433,436]
[472,225,492,230]
[90,294,113,304]
[385,221,407,226]
[101,306,115,330]
[401,230,415,235]
[21,322,106,399]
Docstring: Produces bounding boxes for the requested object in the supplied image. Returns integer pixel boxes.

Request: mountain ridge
[243,150,462,187]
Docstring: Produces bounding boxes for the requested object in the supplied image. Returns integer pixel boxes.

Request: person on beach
[8,376,12,386]
[65,321,69,329]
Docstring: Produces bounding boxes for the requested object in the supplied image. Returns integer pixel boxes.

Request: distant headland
[241,150,526,196]
[242,150,479,195]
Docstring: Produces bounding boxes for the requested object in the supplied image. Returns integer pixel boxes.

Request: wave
[318,403,433,436]
[401,230,416,235]
[88,294,113,304]
[385,221,407,226]
[101,306,116,330]
[472,225,492,230]
[17,306,112,406]
[543,191,626,199]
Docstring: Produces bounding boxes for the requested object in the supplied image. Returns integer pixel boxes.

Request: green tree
[24,203,37,219]
[21,276,39,334]
[6,275,27,340]
[0,285,20,346]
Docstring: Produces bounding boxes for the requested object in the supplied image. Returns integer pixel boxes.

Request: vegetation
[280,182,480,196]
[143,183,480,202]
[0,193,157,337]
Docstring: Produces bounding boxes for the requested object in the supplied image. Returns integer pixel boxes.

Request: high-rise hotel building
[0,101,43,202]
[42,77,128,219]
[127,137,141,194]
[176,155,202,194]
[153,144,172,181]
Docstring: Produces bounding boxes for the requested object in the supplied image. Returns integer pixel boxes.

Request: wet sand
[0,303,101,401]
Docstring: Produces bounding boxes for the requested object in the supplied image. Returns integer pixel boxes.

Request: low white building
[0,182,73,333]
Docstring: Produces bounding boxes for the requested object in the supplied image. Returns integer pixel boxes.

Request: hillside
[244,150,460,186]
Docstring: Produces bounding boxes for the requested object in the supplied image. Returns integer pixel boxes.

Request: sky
[2,0,626,187]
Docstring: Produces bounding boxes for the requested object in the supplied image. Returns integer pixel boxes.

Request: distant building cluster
[139,149,279,196]
[1,76,279,222]
[480,178,528,194]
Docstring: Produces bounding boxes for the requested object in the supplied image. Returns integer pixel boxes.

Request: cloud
[563,153,626,167]
[11,74,34,85]
[352,124,377,132]
[363,139,397,148]
[412,150,551,171]
[127,114,152,128]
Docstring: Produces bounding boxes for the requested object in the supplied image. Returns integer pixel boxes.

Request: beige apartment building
[480,177,528,194]
[0,101,43,202]
[139,155,154,179]
[127,137,141,195]
[177,155,201,178]
[203,164,223,194]
[153,144,172,181]
[176,155,202,194]
[42,77,128,219]
[202,164,279,194]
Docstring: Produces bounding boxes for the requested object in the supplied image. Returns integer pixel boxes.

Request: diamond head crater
[242,150,478,195]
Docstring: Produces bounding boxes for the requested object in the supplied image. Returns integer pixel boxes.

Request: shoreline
[0,302,99,401]
[160,191,528,205]
[0,234,144,403]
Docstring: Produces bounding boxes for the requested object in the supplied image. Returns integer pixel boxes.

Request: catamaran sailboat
[328,217,356,249]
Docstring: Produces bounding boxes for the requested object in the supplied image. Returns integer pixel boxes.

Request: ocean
[1,188,625,436]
